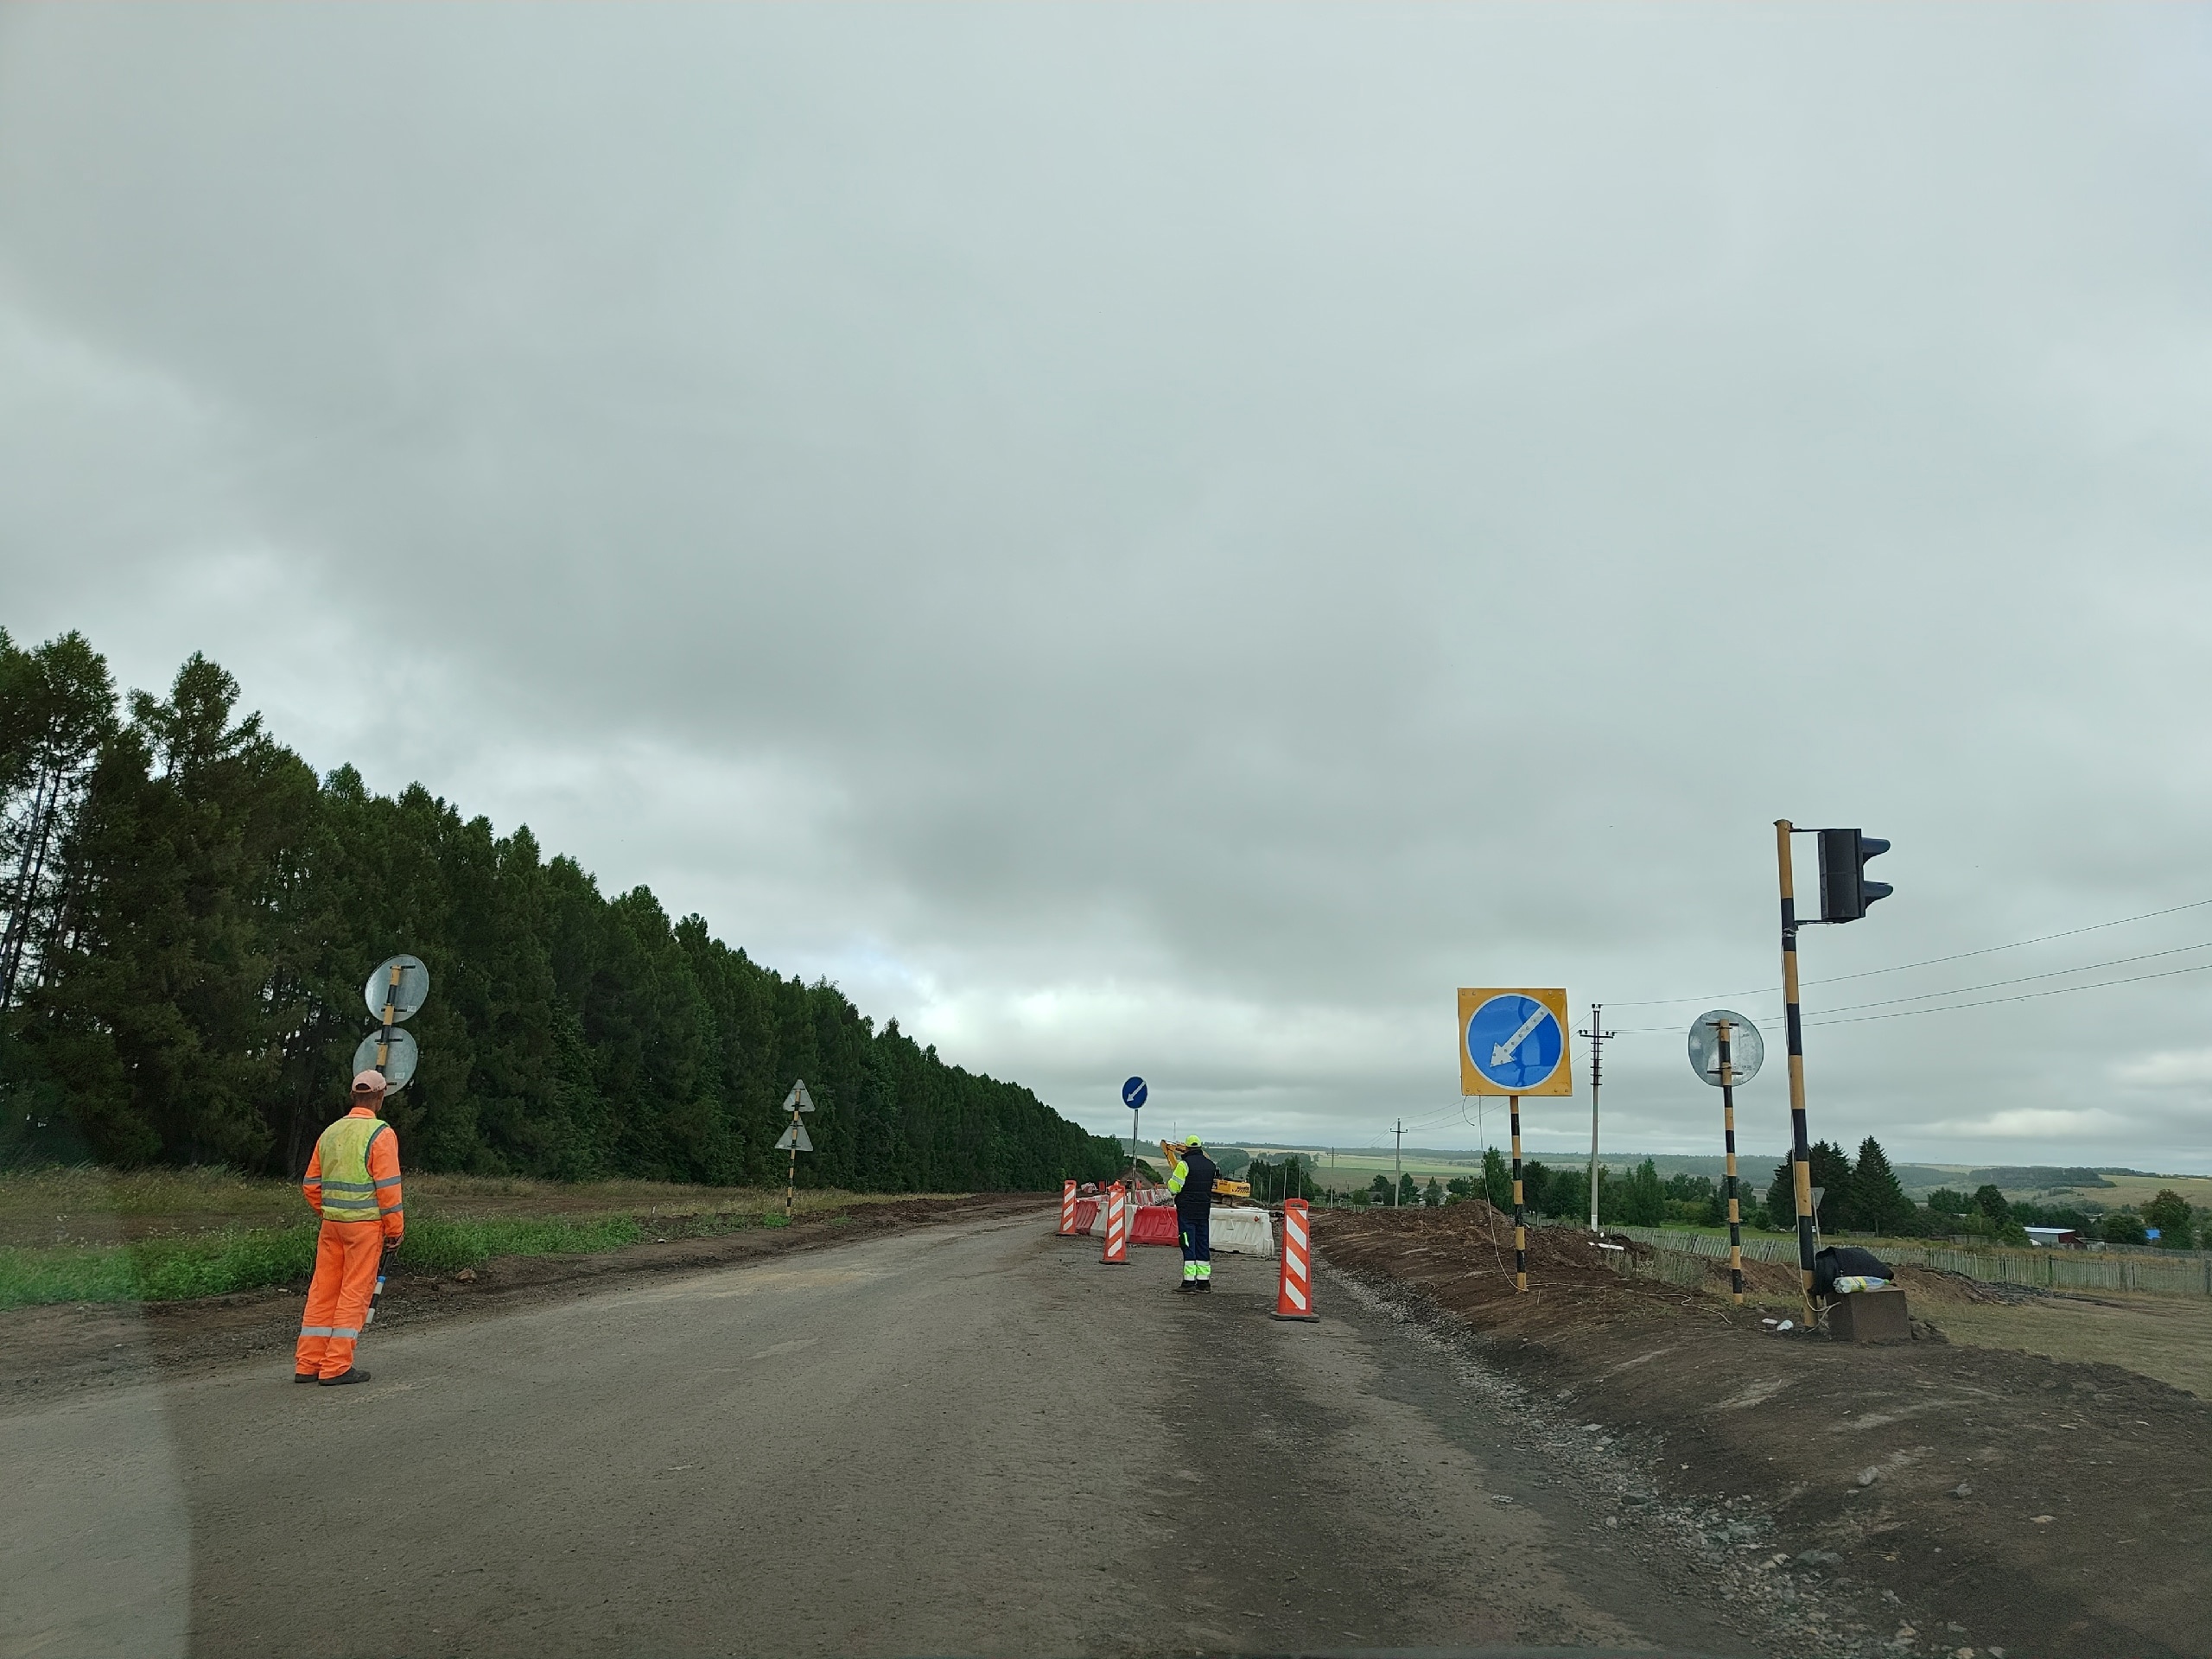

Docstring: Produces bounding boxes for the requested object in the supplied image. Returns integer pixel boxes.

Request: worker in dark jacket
[1166,1136,1218,1293]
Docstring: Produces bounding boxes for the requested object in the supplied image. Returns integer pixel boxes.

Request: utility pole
[1393,1120,1404,1205]
[1578,1003,1615,1233]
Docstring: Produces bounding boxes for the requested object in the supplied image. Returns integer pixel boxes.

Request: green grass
[0,1166,975,1310]
[0,1208,799,1311]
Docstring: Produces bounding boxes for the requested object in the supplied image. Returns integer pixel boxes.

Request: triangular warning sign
[774,1121,813,1153]
[782,1081,816,1113]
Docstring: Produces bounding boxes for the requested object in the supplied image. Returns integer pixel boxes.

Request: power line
[1801,958,2212,1028]
[1606,936,2212,1036]
[1604,896,2212,1008]
[1802,937,2212,1017]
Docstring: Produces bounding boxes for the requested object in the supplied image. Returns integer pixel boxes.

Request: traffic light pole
[1775,821,1816,1316]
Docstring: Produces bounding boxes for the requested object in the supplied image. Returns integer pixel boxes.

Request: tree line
[0,628,1126,1189]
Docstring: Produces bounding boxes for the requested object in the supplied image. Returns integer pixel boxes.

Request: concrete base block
[1827,1285,1910,1343]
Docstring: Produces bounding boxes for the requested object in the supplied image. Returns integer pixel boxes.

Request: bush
[2141,1190,2196,1250]
[2100,1209,2148,1247]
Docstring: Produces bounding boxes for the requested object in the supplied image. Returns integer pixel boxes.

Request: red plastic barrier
[1071,1198,1099,1235]
[1131,1204,1179,1247]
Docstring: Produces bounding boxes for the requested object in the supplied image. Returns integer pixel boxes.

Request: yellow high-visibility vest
[315,1116,390,1223]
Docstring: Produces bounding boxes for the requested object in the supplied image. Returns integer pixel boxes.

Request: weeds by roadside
[0,1185,944,1309]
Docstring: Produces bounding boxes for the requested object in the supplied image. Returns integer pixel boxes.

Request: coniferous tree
[0,631,1126,1188]
[1482,1146,1510,1210]
[1765,1141,1853,1231]
[1620,1158,1666,1226]
[1847,1137,1916,1236]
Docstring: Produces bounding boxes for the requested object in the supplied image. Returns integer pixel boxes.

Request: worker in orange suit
[295,1069,405,1386]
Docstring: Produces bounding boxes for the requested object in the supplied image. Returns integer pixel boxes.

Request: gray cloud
[5,5,2212,1168]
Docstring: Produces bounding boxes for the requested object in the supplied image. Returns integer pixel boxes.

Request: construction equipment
[1160,1141,1251,1203]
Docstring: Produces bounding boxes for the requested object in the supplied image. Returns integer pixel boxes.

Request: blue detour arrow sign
[1458,988,1573,1096]
[1122,1076,1147,1110]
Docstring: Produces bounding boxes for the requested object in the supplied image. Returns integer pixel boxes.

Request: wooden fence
[1603,1224,2212,1298]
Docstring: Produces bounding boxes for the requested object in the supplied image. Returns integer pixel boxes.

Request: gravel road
[3,1209,1753,1658]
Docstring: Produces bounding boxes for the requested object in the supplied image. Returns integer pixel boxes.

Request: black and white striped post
[1689,1008,1761,1308]
[1510,1095,1526,1293]
[1717,1020,1745,1305]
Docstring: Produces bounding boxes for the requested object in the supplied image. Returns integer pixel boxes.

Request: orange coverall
[296,1106,404,1380]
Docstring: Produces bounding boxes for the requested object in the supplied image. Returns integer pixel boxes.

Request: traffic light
[1817,829,1892,923]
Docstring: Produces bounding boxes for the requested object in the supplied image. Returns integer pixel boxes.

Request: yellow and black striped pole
[1510,1095,1527,1293]
[376,962,401,1077]
[1776,821,1815,1316]
[1717,1019,1744,1305]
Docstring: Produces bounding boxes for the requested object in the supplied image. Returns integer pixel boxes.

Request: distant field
[2031,1171,2212,1212]
[1931,1292,2212,1400]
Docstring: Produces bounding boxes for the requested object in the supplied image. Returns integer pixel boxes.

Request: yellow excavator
[1160,1140,1252,1202]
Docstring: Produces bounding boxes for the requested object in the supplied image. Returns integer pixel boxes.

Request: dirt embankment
[0,1193,1041,1409]
[1318,1203,2212,1659]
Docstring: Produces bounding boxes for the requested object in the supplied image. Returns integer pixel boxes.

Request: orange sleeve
[369,1128,404,1241]
[302,1143,324,1216]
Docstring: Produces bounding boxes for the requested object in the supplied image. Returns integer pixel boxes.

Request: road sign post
[1688,1010,1764,1306]
[357,953,430,1092]
[778,1081,816,1221]
[1459,989,1572,1294]
[356,952,430,1332]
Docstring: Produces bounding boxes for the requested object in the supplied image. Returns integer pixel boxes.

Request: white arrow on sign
[782,1081,815,1113]
[775,1121,814,1153]
[1490,1006,1551,1069]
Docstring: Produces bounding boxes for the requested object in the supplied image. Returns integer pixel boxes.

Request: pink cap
[351,1069,387,1096]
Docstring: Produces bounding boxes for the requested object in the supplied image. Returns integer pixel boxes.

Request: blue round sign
[1122,1076,1147,1109]
[1464,995,1566,1092]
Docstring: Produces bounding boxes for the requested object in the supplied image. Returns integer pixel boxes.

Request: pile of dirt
[1316,1204,2212,1659]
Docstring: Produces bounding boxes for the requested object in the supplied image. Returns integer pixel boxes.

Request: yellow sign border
[1458,988,1573,1096]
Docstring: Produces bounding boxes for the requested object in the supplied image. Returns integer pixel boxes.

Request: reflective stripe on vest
[315,1116,388,1222]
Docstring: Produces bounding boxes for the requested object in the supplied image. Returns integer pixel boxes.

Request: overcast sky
[5,6,2211,1172]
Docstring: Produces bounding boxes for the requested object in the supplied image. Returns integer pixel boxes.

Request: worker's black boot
[293,1371,320,1383]
[1192,1279,1213,1293]
[320,1368,372,1386]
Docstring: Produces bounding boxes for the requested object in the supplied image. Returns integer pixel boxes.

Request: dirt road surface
[7,1206,1762,1659]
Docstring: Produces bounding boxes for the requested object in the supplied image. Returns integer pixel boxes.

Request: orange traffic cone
[1058,1179,1080,1236]
[1100,1182,1130,1265]
[1270,1197,1319,1320]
